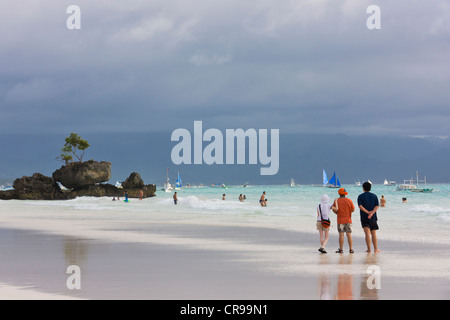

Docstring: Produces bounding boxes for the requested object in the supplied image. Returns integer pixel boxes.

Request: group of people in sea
[173,191,266,206]
[317,182,381,254]
[112,190,145,202]
[224,191,267,206]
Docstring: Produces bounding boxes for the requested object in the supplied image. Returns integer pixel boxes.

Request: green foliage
[59,133,90,164]
[58,150,73,165]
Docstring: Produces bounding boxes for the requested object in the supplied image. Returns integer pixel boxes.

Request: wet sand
[0,223,449,300]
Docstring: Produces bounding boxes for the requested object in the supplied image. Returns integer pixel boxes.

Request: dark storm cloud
[0,0,449,137]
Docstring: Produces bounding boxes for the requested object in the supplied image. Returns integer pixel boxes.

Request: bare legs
[319,229,330,250]
[338,232,353,252]
[363,227,381,253]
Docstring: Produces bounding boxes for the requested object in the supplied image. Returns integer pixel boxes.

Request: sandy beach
[0,200,449,300]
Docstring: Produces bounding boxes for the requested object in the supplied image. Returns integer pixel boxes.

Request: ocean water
[156,183,450,245]
[2,183,449,245]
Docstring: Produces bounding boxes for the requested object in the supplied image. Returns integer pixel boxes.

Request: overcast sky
[1,0,449,137]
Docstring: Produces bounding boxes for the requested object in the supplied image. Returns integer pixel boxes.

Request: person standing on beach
[173,192,178,205]
[317,194,332,253]
[260,191,266,207]
[332,188,355,254]
[357,182,381,253]
[139,190,144,200]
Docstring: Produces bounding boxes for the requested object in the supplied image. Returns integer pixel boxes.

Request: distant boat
[290,178,295,187]
[175,171,182,190]
[383,179,396,186]
[162,168,173,192]
[397,172,433,193]
[355,180,361,187]
[327,171,341,188]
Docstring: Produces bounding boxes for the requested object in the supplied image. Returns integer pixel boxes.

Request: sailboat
[290,178,295,187]
[323,169,328,186]
[383,179,396,186]
[163,168,173,192]
[326,171,341,188]
[175,171,182,190]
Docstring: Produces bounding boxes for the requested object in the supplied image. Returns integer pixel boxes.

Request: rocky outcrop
[122,172,144,189]
[71,184,121,198]
[72,183,156,199]
[53,160,111,189]
[117,172,156,199]
[0,173,72,200]
[13,173,55,193]
[0,168,156,201]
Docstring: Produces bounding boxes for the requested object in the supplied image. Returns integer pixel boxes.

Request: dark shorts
[361,220,379,231]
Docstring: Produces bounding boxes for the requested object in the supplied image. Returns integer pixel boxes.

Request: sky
[1,0,450,138]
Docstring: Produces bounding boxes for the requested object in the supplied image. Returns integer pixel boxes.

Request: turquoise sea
[6,183,446,245]
[152,183,450,244]
[2,183,450,246]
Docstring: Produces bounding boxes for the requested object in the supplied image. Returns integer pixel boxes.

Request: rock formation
[53,160,112,189]
[0,161,156,200]
[0,173,71,200]
[122,172,145,189]
[116,172,156,199]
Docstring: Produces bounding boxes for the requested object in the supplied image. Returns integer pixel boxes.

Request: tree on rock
[59,133,90,164]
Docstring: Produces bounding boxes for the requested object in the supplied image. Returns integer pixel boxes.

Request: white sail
[163,168,173,192]
[323,170,328,186]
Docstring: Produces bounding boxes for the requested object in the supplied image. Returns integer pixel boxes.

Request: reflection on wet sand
[64,238,89,270]
[360,254,380,300]
[318,253,380,300]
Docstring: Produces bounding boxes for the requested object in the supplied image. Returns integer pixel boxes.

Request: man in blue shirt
[357,182,381,253]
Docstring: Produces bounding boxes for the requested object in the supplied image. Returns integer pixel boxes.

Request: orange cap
[338,188,348,195]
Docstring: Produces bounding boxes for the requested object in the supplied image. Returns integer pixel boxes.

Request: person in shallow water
[260,191,266,207]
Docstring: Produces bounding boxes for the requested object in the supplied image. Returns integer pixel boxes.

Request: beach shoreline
[0,207,449,300]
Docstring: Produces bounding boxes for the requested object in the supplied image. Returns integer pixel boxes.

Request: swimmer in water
[260,192,266,207]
